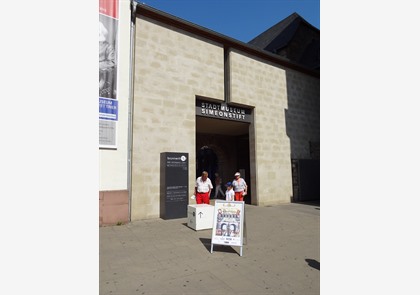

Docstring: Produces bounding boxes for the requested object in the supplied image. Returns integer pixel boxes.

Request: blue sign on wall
[99,97,118,121]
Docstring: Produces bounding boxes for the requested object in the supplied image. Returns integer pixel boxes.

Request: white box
[187,204,214,231]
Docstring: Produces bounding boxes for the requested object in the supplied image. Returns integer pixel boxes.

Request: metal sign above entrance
[196,99,252,123]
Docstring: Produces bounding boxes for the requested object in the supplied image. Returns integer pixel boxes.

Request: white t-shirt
[195,177,213,193]
[225,189,234,201]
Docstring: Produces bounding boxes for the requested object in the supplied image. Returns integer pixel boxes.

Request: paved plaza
[100,201,320,294]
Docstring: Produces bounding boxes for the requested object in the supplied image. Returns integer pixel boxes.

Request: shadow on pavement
[295,200,320,206]
[305,258,320,270]
[199,238,238,254]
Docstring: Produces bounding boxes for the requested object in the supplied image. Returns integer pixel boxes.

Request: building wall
[102,6,320,222]
[131,16,225,220]
[285,70,320,159]
[229,50,293,205]
[99,0,131,225]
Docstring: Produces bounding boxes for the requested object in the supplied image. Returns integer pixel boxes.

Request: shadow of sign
[305,258,320,270]
[199,238,237,254]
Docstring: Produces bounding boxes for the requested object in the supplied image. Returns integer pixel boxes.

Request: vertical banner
[99,0,119,148]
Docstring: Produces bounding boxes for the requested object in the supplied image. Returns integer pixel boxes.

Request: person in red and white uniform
[194,171,213,204]
[232,172,247,201]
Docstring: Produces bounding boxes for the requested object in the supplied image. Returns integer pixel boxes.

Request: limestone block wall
[229,50,292,205]
[131,17,225,220]
[285,70,320,159]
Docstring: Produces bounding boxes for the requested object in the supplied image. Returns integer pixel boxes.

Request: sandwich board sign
[210,200,245,256]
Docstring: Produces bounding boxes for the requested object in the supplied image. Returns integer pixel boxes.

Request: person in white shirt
[225,182,234,202]
[194,171,213,204]
[232,172,247,201]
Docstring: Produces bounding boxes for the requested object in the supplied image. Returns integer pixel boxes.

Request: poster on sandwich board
[211,200,245,256]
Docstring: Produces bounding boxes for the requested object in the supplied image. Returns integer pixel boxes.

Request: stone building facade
[99,2,319,225]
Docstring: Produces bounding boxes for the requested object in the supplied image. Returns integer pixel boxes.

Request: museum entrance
[196,116,252,204]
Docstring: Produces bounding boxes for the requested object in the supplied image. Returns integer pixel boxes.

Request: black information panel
[160,152,189,219]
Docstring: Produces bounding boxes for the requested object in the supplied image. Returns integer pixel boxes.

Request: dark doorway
[291,159,320,202]
[196,146,219,193]
[235,135,251,204]
[196,116,251,203]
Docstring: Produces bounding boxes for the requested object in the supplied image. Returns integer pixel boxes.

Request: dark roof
[248,13,320,70]
[248,13,301,48]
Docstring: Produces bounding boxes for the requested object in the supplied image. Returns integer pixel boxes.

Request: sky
[138,0,320,43]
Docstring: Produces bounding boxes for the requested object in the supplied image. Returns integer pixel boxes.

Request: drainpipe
[127,0,138,222]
